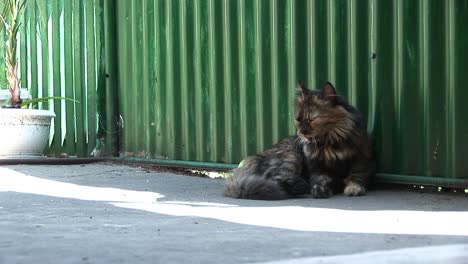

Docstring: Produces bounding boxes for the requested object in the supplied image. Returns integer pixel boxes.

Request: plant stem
[3,0,23,107]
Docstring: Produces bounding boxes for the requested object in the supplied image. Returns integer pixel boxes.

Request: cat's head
[294,81,355,144]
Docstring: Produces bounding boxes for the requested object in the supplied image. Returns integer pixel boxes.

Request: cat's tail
[224,171,289,200]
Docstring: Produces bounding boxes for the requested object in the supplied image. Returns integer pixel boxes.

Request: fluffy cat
[224,81,374,200]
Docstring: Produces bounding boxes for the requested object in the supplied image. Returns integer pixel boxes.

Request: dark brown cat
[224,82,374,200]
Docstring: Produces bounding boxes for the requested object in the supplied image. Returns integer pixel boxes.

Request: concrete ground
[1,163,467,264]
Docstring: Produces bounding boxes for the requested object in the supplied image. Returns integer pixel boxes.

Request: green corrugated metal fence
[8,1,468,185]
[4,0,119,157]
[115,0,468,184]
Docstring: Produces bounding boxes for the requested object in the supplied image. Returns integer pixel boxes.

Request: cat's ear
[297,81,306,99]
[321,81,337,102]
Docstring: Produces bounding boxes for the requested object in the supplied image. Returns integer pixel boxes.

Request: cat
[224,81,374,200]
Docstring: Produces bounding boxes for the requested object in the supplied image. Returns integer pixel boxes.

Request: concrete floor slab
[1,163,467,263]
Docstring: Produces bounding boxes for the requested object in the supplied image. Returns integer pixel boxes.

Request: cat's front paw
[344,182,366,196]
[311,184,333,198]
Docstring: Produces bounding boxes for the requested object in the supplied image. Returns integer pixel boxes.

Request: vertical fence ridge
[141,0,151,157]
[347,0,357,105]
[222,0,233,162]
[306,1,315,88]
[237,0,248,158]
[287,0,296,136]
[179,1,190,161]
[130,1,141,154]
[73,0,86,157]
[153,0,164,158]
[393,0,404,172]
[84,0,97,155]
[192,1,204,161]
[420,0,430,174]
[254,0,264,152]
[327,0,334,83]
[50,0,61,154]
[367,0,377,136]
[63,0,76,155]
[165,0,175,159]
[207,0,218,162]
[453,2,468,178]
[445,0,455,179]
[269,0,280,146]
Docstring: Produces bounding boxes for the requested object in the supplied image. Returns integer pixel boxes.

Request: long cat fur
[224,81,374,200]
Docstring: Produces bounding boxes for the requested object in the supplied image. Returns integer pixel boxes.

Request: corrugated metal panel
[115,0,468,181]
[5,0,118,157]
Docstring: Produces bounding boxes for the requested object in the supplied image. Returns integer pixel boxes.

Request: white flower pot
[0,108,55,158]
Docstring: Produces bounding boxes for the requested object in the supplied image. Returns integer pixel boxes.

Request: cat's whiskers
[294,136,302,154]
[312,136,318,149]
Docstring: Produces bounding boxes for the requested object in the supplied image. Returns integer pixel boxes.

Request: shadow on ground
[1,163,467,263]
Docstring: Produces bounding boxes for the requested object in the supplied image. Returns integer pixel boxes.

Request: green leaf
[0,0,13,33]
[21,96,80,108]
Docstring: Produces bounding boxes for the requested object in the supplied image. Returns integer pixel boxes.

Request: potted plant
[0,0,72,158]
